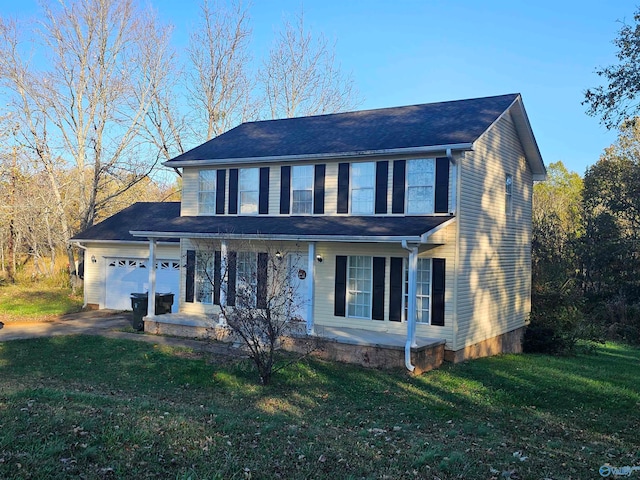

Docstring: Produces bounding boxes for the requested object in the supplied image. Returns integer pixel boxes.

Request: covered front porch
[143,313,446,374]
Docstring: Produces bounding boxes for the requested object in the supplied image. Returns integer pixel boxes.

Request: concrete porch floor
[145,312,444,350]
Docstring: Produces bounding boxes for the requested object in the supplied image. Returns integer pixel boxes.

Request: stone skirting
[282,336,445,374]
[443,326,525,363]
[144,315,445,374]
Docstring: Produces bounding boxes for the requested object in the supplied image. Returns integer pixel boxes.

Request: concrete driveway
[0,310,245,357]
[0,310,132,341]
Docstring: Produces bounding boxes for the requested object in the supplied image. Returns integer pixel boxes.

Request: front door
[287,253,309,322]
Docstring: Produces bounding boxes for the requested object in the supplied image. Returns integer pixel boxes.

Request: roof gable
[165,94,521,165]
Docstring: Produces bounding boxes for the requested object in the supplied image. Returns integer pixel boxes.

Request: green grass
[0,337,638,479]
[0,283,83,320]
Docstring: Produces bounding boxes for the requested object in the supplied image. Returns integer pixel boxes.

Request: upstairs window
[198,170,216,214]
[406,159,435,214]
[239,168,259,215]
[292,165,314,214]
[505,174,513,215]
[351,162,375,214]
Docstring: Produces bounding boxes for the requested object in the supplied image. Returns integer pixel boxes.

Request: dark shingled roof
[130,214,453,240]
[70,201,453,242]
[71,202,181,242]
[165,94,519,164]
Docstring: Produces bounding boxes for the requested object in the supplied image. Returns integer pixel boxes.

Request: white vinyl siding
[239,168,259,215]
[351,162,375,214]
[347,255,372,318]
[406,158,435,214]
[198,170,216,215]
[454,111,532,350]
[292,165,314,214]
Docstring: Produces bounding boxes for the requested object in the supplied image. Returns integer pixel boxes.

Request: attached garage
[69,202,183,312]
[104,258,180,311]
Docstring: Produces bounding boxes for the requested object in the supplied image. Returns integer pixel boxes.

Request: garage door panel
[105,258,179,312]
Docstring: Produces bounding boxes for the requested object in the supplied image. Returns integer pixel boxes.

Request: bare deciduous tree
[0,0,175,276]
[260,10,360,119]
[194,240,314,385]
[187,0,256,141]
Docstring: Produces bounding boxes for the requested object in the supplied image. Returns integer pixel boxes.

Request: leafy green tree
[584,7,640,128]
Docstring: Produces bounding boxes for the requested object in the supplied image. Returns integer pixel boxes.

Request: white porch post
[218,240,228,326]
[147,238,157,319]
[306,242,316,335]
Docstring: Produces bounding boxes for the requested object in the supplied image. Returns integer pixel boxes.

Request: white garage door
[105,258,180,312]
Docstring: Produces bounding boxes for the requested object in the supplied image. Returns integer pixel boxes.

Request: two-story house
[72,93,546,372]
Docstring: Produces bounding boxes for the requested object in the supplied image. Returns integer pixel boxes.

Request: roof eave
[129,230,439,244]
[162,143,475,168]
[508,96,547,180]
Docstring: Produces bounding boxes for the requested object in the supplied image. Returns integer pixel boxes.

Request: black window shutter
[435,157,450,213]
[337,163,350,214]
[213,250,221,305]
[313,164,326,214]
[280,166,291,214]
[389,257,403,322]
[375,161,389,214]
[257,252,268,308]
[392,160,406,214]
[334,255,347,317]
[227,251,237,306]
[431,258,445,326]
[259,167,270,214]
[372,257,386,320]
[216,170,226,215]
[228,169,238,214]
[185,250,196,303]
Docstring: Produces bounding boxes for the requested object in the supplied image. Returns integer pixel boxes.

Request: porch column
[306,242,316,335]
[147,238,157,319]
[218,240,228,326]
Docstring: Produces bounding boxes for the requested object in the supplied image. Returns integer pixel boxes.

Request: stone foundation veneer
[444,326,525,363]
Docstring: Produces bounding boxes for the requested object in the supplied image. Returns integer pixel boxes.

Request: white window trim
[405,158,436,215]
[346,255,373,319]
[198,170,217,216]
[505,174,513,216]
[238,168,259,215]
[291,165,314,215]
[350,162,375,215]
[403,257,433,324]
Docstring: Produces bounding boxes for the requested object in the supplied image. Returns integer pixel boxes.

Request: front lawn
[0,337,638,479]
[0,283,83,321]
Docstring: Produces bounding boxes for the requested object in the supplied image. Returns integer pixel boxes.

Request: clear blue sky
[2,0,635,176]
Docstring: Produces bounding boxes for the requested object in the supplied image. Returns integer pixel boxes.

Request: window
[196,256,214,304]
[351,162,375,214]
[239,168,259,214]
[291,165,313,214]
[406,159,435,214]
[505,174,513,215]
[347,255,372,318]
[404,258,432,323]
[236,251,257,305]
[198,170,216,214]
